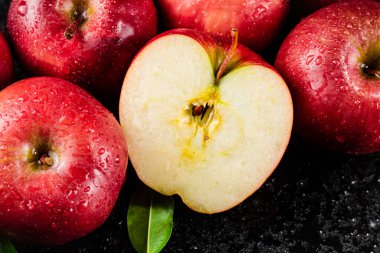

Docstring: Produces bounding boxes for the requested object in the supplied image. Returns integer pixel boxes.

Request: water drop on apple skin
[253,5,267,18]
[17,1,27,16]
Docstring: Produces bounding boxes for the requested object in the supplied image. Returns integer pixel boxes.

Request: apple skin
[0,31,13,88]
[7,0,157,111]
[275,0,380,154]
[120,28,293,214]
[155,0,290,51]
[0,77,128,245]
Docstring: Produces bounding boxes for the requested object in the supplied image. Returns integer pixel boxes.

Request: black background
[0,0,379,252]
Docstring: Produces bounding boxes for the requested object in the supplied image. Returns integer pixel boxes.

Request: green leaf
[0,237,17,253]
[127,184,174,253]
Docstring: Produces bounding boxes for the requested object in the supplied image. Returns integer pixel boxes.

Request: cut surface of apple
[120,29,293,214]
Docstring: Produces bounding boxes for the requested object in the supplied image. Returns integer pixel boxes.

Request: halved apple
[119,29,293,214]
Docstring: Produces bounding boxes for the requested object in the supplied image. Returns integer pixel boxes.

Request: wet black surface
[0,0,379,252]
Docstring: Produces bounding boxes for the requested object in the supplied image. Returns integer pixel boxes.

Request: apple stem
[64,8,87,40]
[215,28,239,82]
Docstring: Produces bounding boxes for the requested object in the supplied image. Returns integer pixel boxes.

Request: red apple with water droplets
[155,0,289,51]
[275,0,380,154]
[0,31,13,87]
[0,77,128,245]
[7,0,157,111]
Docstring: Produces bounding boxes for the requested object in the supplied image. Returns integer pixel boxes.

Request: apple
[7,0,157,111]
[0,31,13,88]
[119,29,293,214]
[155,0,290,51]
[0,77,128,245]
[275,0,380,154]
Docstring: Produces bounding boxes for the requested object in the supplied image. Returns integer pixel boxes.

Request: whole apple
[119,29,293,214]
[0,77,128,245]
[7,0,157,111]
[0,31,13,87]
[155,0,289,51]
[275,0,380,154]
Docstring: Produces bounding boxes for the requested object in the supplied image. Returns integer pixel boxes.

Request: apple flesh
[0,31,13,88]
[0,77,128,245]
[155,0,289,51]
[119,29,293,214]
[7,0,157,111]
[275,0,380,154]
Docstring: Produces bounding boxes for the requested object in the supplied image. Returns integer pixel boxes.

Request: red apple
[7,0,157,111]
[119,29,293,214]
[275,0,380,154]
[0,31,13,88]
[0,77,128,245]
[155,0,290,51]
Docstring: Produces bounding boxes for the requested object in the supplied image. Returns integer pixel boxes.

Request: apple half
[119,29,293,214]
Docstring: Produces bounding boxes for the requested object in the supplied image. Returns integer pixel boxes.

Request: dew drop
[67,190,76,200]
[306,55,315,65]
[315,56,323,65]
[253,5,266,18]
[332,59,340,67]
[26,200,35,210]
[357,90,365,97]
[98,148,105,155]
[51,222,58,229]
[77,201,88,212]
[59,110,76,125]
[84,186,91,192]
[45,200,54,208]
[17,1,28,16]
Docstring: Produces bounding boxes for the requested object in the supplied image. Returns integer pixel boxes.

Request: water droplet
[84,186,90,192]
[26,200,35,210]
[332,59,340,67]
[114,156,120,163]
[45,200,54,208]
[67,190,77,200]
[306,55,315,65]
[98,148,105,155]
[77,201,88,212]
[59,110,76,125]
[253,5,266,18]
[19,111,27,119]
[315,56,323,65]
[357,90,365,97]
[17,1,28,16]
[51,222,58,229]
